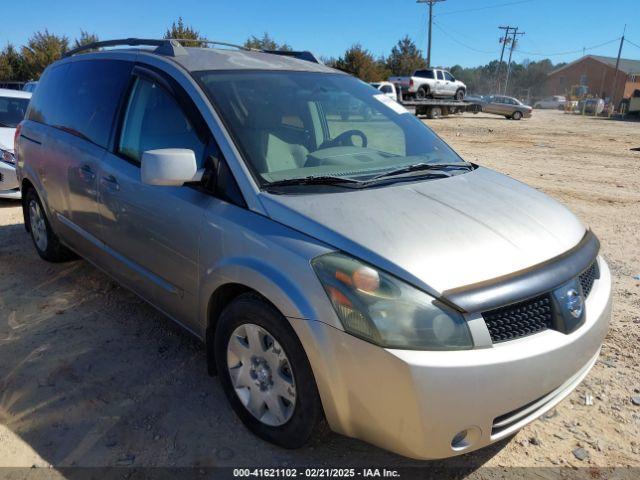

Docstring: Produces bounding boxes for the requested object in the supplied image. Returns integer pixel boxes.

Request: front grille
[579,261,598,298]
[482,294,553,343]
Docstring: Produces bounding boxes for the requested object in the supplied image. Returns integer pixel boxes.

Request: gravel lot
[0,109,638,477]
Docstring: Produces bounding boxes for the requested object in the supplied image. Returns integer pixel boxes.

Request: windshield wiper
[0,122,12,128]
[265,175,362,189]
[368,162,473,181]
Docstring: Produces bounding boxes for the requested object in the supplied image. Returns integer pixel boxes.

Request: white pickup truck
[389,68,466,100]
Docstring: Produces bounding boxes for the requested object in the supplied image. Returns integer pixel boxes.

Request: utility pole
[504,28,525,95]
[495,26,514,93]
[610,25,626,114]
[417,0,446,67]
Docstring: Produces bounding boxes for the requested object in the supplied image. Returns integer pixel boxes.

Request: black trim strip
[443,230,600,313]
[20,134,42,145]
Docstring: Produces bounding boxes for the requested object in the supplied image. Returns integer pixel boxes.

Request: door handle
[79,164,96,182]
[101,175,120,192]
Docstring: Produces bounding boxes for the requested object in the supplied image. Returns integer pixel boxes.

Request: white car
[370,81,397,100]
[534,95,566,109]
[0,88,31,199]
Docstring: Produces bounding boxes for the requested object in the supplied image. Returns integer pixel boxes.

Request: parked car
[22,81,38,93]
[0,88,31,199]
[370,81,397,100]
[478,95,532,120]
[17,39,611,460]
[534,95,566,109]
[389,68,466,100]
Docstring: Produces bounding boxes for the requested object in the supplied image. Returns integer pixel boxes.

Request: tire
[512,111,523,120]
[24,188,75,262]
[215,293,326,448]
[415,86,429,100]
[426,106,442,119]
[455,89,465,101]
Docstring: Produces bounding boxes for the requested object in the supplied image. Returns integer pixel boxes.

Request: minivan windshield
[195,71,468,187]
[0,96,29,128]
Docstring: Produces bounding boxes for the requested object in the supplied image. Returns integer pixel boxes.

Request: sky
[2,0,640,68]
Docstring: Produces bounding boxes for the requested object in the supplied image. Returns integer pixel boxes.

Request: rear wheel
[215,293,326,448]
[415,86,429,100]
[25,188,75,262]
[512,111,523,120]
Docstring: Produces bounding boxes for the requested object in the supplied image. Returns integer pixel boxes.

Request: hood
[259,167,586,296]
[0,127,16,151]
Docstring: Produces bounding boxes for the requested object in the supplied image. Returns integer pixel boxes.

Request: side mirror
[141,149,204,186]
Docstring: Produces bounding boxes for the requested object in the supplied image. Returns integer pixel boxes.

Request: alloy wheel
[29,199,48,252]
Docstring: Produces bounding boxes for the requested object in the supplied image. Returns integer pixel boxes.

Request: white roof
[0,88,32,99]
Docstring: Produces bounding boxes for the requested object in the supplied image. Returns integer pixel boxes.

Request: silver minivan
[16,39,611,460]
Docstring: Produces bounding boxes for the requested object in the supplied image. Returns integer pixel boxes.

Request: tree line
[1,18,563,99]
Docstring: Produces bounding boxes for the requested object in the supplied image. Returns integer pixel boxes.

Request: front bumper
[290,257,611,459]
[0,161,21,199]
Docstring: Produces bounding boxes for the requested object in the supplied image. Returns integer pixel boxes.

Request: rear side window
[27,60,132,149]
[27,64,70,126]
[59,60,132,148]
[436,71,444,80]
[118,77,205,165]
[415,70,434,79]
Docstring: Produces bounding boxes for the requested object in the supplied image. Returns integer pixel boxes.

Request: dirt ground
[0,110,638,477]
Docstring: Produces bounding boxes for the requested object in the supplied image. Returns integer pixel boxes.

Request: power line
[516,37,620,56]
[432,21,499,54]
[625,38,640,50]
[436,0,534,17]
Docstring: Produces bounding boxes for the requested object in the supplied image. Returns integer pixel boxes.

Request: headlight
[312,253,473,350]
[1,149,16,165]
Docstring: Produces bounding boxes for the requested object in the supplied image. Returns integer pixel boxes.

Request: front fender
[199,255,320,325]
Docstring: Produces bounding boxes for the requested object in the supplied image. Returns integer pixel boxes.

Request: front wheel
[455,89,465,100]
[512,111,523,120]
[215,293,326,448]
[25,188,75,262]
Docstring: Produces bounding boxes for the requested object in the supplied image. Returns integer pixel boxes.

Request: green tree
[244,33,291,51]
[163,17,205,47]
[0,44,27,81]
[73,30,99,49]
[21,30,69,80]
[335,44,389,82]
[386,36,426,76]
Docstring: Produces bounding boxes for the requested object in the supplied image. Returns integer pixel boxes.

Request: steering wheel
[320,130,368,149]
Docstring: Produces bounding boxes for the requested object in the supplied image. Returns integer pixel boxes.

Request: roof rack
[64,38,253,58]
[63,37,320,64]
[262,50,320,64]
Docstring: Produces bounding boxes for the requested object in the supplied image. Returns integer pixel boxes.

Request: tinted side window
[380,85,393,94]
[415,70,434,79]
[59,60,132,148]
[436,71,444,80]
[444,72,454,81]
[26,64,70,125]
[118,77,206,165]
